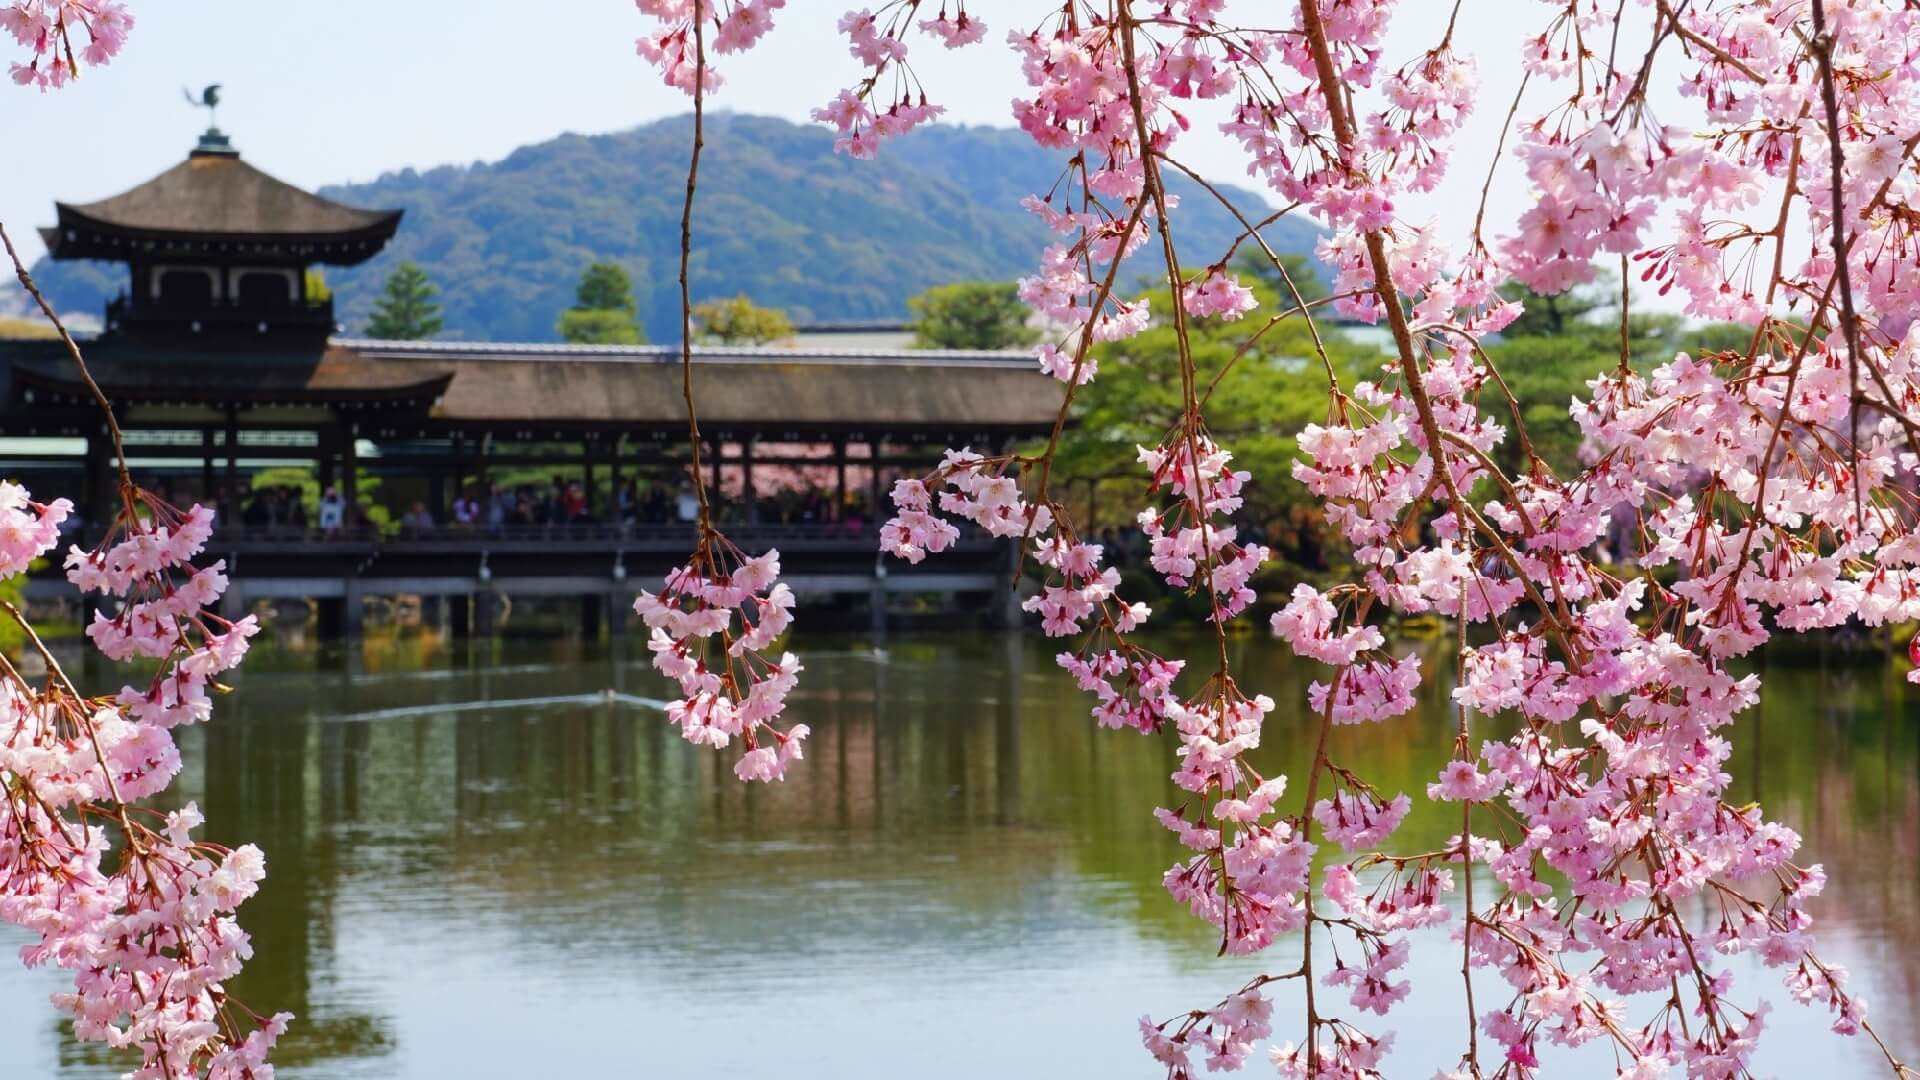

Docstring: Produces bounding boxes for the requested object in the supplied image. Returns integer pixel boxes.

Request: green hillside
[26,114,1321,343]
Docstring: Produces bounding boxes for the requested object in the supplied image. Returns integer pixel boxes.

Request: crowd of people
[223,484,356,538]
[207,473,878,538]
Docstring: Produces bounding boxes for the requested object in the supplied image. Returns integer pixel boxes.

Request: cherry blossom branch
[1807,0,1866,521]
[677,4,713,531]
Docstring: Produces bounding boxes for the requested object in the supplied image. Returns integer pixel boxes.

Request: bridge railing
[56,519,1010,570]
[156,519,1008,556]
[198,520,882,543]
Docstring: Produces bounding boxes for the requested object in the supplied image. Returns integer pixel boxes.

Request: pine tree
[572,262,637,314]
[366,262,443,340]
[558,261,645,344]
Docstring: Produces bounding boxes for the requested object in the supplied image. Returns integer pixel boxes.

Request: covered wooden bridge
[1,127,1066,635]
[0,336,1064,635]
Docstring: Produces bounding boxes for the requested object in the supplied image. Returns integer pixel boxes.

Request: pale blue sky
[1,3,1601,269]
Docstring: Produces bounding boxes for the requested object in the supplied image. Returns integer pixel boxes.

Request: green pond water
[1,632,1915,1077]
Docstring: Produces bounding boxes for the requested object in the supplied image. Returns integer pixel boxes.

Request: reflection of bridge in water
[28,521,1023,637]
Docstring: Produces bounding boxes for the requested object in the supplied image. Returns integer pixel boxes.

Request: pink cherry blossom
[3,0,131,89]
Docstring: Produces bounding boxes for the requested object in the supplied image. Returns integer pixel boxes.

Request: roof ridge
[333,338,1036,366]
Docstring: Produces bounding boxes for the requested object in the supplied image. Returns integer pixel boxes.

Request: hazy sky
[0,3,1616,271]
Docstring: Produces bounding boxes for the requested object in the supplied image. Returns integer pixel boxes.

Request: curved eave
[43,205,404,267]
[7,364,452,411]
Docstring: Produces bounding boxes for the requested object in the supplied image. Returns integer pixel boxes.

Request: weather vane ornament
[183,81,220,127]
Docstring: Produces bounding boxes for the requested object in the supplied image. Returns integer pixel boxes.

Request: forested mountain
[24,114,1321,343]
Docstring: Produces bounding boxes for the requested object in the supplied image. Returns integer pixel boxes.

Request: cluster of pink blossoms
[633,0,784,92]
[807,4,986,159]
[1137,434,1268,621]
[637,544,806,782]
[2,488,284,1078]
[3,0,131,88]
[1018,536,1131,637]
[879,448,1054,563]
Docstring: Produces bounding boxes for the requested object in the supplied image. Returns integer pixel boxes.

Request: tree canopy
[692,294,794,344]
[908,281,1039,350]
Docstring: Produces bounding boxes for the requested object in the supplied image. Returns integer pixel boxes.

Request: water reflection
[0,634,1914,1077]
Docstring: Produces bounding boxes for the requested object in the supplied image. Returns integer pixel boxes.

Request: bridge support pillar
[342,579,364,641]
[316,596,344,639]
[990,540,1024,630]
[579,593,603,642]
[219,568,245,622]
[869,565,887,634]
[993,587,1022,629]
[474,589,497,637]
[607,592,628,639]
[450,593,472,640]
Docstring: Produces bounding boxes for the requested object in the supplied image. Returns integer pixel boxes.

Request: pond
[1,632,1915,1077]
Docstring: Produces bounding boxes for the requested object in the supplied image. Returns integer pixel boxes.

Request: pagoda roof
[40,147,402,266]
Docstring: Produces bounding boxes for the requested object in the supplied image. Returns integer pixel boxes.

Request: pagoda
[38,126,402,342]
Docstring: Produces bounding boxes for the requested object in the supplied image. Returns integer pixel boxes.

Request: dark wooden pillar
[742,439,756,524]
[80,432,102,535]
[223,407,239,517]
[584,442,597,520]
[317,427,337,490]
[201,428,216,505]
[452,432,466,498]
[834,438,848,523]
[609,435,623,517]
[342,425,359,530]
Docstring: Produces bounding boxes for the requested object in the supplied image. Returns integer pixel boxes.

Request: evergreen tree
[365,262,442,340]
[558,261,644,344]
[573,262,637,313]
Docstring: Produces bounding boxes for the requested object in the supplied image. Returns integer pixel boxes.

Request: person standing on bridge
[318,485,345,539]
